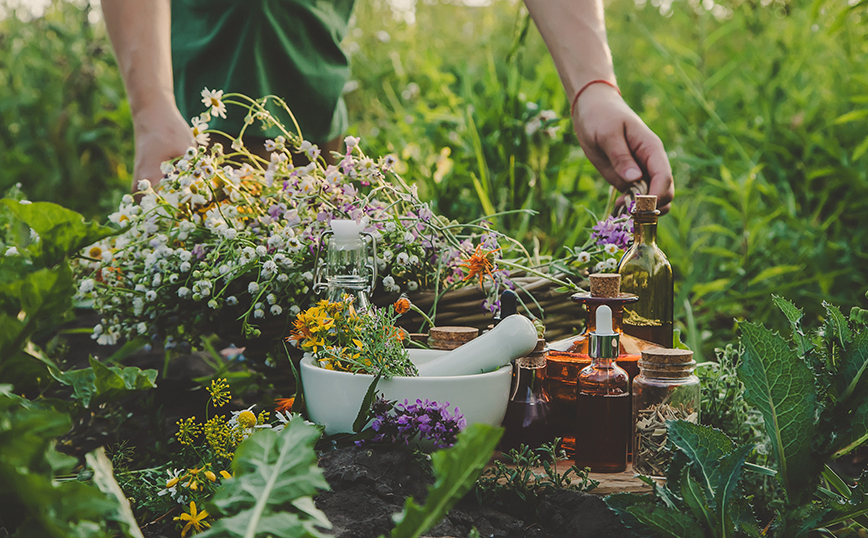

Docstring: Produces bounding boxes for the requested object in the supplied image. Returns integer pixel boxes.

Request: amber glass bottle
[500,339,556,451]
[574,305,630,472]
[618,195,673,348]
[546,274,657,455]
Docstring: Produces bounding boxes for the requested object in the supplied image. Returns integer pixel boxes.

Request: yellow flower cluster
[203,416,244,460]
[175,417,202,446]
[206,378,231,407]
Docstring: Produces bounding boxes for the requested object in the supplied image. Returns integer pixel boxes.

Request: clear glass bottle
[617,195,673,348]
[500,339,556,451]
[313,220,376,312]
[632,348,699,477]
[574,305,630,473]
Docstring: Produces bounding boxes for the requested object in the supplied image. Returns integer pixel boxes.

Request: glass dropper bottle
[573,304,630,473]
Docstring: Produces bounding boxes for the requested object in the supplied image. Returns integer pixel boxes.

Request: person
[101,0,674,213]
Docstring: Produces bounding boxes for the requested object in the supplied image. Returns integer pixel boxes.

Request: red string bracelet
[570,79,621,117]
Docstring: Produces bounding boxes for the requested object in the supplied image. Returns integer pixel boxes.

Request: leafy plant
[0,198,154,537]
[198,417,332,538]
[474,439,598,522]
[0,385,141,538]
[607,294,868,537]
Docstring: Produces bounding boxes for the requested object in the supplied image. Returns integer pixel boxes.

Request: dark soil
[316,446,637,538]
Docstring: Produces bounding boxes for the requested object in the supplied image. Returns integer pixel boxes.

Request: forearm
[522,0,616,99]
[101,0,176,122]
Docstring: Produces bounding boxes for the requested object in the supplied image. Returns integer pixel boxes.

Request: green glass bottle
[617,195,673,348]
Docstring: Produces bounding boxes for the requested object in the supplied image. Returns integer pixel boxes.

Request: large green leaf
[738,321,820,504]
[679,470,717,535]
[388,424,502,538]
[714,443,753,537]
[772,295,812,357]
[0,199,116,267]
[200,418,331,538]
[52,357,157,408]
[823,301,853,350]
[605,493,659,538]
[666,420,736,496]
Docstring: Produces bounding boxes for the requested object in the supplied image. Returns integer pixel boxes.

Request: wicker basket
[375,275,588,342]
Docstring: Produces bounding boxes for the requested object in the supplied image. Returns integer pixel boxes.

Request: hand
[132,102,195,192]
[572,83,674,213]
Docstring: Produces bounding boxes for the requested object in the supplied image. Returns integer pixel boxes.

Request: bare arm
[102,0,193,190]
[523,0,674,213]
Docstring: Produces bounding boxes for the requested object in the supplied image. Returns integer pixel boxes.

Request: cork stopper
[639,348,696,378]
[428,326,479,350]
[634,195,658,213]
[589,273,621,298]
[640,348,694,364]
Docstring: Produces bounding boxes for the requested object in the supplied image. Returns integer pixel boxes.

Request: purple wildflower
[590,215,633,250]
[359,397,466,449]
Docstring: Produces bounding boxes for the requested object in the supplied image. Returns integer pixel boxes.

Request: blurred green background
[0,0,866,360]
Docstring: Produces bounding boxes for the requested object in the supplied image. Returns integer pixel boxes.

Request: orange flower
[459,245,500,287]
[274,397,295,413]
[394,297,410,315]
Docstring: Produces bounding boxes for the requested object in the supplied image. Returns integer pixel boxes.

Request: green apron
[171,0,354,142]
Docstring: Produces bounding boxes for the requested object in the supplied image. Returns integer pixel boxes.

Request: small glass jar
[632,348,700,477]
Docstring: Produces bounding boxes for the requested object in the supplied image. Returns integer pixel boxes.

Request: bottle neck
[633,217,657,245]
[633,216,658,246]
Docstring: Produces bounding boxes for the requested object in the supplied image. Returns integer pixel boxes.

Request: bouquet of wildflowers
[75,91,525,348]
[287,296,416,378]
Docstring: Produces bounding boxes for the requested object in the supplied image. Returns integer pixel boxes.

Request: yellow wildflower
[174,501,211,537]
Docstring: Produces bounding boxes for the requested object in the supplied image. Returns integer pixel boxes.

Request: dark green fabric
[171,0,354,143]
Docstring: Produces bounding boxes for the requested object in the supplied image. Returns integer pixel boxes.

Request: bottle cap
[590,305,619,359]
[330,219,366,249]
[589,273,621,298]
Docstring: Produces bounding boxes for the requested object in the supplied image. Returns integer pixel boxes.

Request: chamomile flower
[191,115,210,146]
[604,243,619,256]
[577,251,591,264]
[201,88,227,119]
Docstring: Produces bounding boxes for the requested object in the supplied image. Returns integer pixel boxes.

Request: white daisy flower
[201,87,227,119]
[191,116,210,146]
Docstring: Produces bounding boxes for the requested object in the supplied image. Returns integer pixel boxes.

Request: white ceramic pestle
[416,314,538,377]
